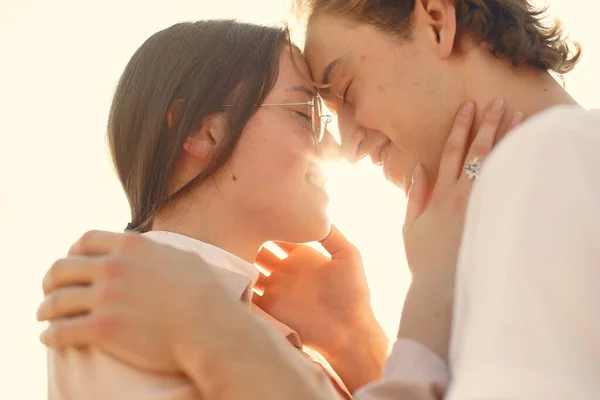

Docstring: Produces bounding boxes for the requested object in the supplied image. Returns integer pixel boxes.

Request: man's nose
[337,120,368,163]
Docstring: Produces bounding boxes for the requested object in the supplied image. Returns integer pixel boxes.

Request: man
[294,1,599,398]
[38,1,599,398]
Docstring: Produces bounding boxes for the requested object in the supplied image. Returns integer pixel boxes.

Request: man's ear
[415,0,457,59]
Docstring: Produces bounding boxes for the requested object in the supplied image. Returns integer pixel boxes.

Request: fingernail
[461,102,475,116]
[411,163,423,184]
[491,99,505,115]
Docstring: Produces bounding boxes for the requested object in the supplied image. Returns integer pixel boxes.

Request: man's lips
[368,141,392,166]
[378,142,391,166]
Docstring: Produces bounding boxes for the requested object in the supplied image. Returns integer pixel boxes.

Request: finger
[273,242,298,254]
[254,247,281,273]
[404,163,429,228]
[40,315,97,349]
[436,101,476,186]
[69,230,135,256]
[459,99,505,185]
[253,273,268,294]
[319,225,354,258]
[43,256,108,295]
[37,286,94,322]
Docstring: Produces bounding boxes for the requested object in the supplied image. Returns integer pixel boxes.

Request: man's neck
[461,50,580,143]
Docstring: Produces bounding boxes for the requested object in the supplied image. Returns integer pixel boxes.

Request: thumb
[319,225,355,259]
[404,163,428,228]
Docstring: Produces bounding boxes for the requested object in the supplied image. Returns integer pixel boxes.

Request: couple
[37,0,600,399]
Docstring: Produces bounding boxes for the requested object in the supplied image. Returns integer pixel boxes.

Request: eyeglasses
[224,94,332,147]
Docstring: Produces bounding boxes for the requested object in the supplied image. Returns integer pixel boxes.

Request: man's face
[305,13,465,192]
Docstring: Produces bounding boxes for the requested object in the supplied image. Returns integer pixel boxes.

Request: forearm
[397,275,453,363]
[325,311,389,393]
[179,303,334,400]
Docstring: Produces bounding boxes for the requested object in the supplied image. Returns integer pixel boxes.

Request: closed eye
[342,80,353,105]
[294,111,311,121]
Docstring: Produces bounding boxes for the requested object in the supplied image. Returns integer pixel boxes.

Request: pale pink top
[47,231,350,400]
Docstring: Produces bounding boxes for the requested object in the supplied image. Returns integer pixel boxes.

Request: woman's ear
[183,113,228,162]
[167,100,183,129]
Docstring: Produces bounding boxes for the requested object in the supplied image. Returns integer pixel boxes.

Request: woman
[43,19,351,400]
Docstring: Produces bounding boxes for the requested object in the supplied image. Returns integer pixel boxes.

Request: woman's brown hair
[108,20,289,233]
[294,0,581,74]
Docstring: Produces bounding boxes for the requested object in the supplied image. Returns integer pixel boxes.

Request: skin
[155,47,331,262]
[36,102,503,400]
[37,0,582,396]
[304,0,577,192]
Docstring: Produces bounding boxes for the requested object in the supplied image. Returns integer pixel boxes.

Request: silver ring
[463,157,482,180]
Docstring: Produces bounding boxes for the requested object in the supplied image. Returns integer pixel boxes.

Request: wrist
[175,299,253,394]
[325,309,389,392]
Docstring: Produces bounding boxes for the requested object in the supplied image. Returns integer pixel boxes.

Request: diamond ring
[463,157,482,180]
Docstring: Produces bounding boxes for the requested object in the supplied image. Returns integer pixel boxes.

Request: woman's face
[217,48,331,244]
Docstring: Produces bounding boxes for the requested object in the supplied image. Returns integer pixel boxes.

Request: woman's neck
[152,194,262,264]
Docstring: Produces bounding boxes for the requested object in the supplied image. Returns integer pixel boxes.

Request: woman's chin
[279,217,331,244]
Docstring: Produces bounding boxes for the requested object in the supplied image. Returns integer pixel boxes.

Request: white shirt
[447,105,600,399]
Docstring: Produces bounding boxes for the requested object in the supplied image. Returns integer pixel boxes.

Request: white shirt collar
[142,231,259,285]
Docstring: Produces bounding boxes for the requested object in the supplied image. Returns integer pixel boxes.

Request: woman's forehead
[277,48,316,92]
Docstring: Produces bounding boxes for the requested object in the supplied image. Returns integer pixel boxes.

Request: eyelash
[294,111,311,121]
[342,80,353,105]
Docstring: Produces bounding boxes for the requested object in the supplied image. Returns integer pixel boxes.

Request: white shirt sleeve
[448,107,600,399]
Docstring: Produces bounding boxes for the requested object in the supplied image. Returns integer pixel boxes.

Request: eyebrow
[319,54,349,98]
[285,86,316,97]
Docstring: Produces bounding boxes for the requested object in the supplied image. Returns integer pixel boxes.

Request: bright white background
[0,1,597,398]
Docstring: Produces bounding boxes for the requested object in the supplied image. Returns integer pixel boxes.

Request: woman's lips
[306,164,327,192]
[306,172,326,191]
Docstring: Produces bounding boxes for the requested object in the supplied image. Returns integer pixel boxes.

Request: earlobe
[183,136,212,161]
[182,113,227,161]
